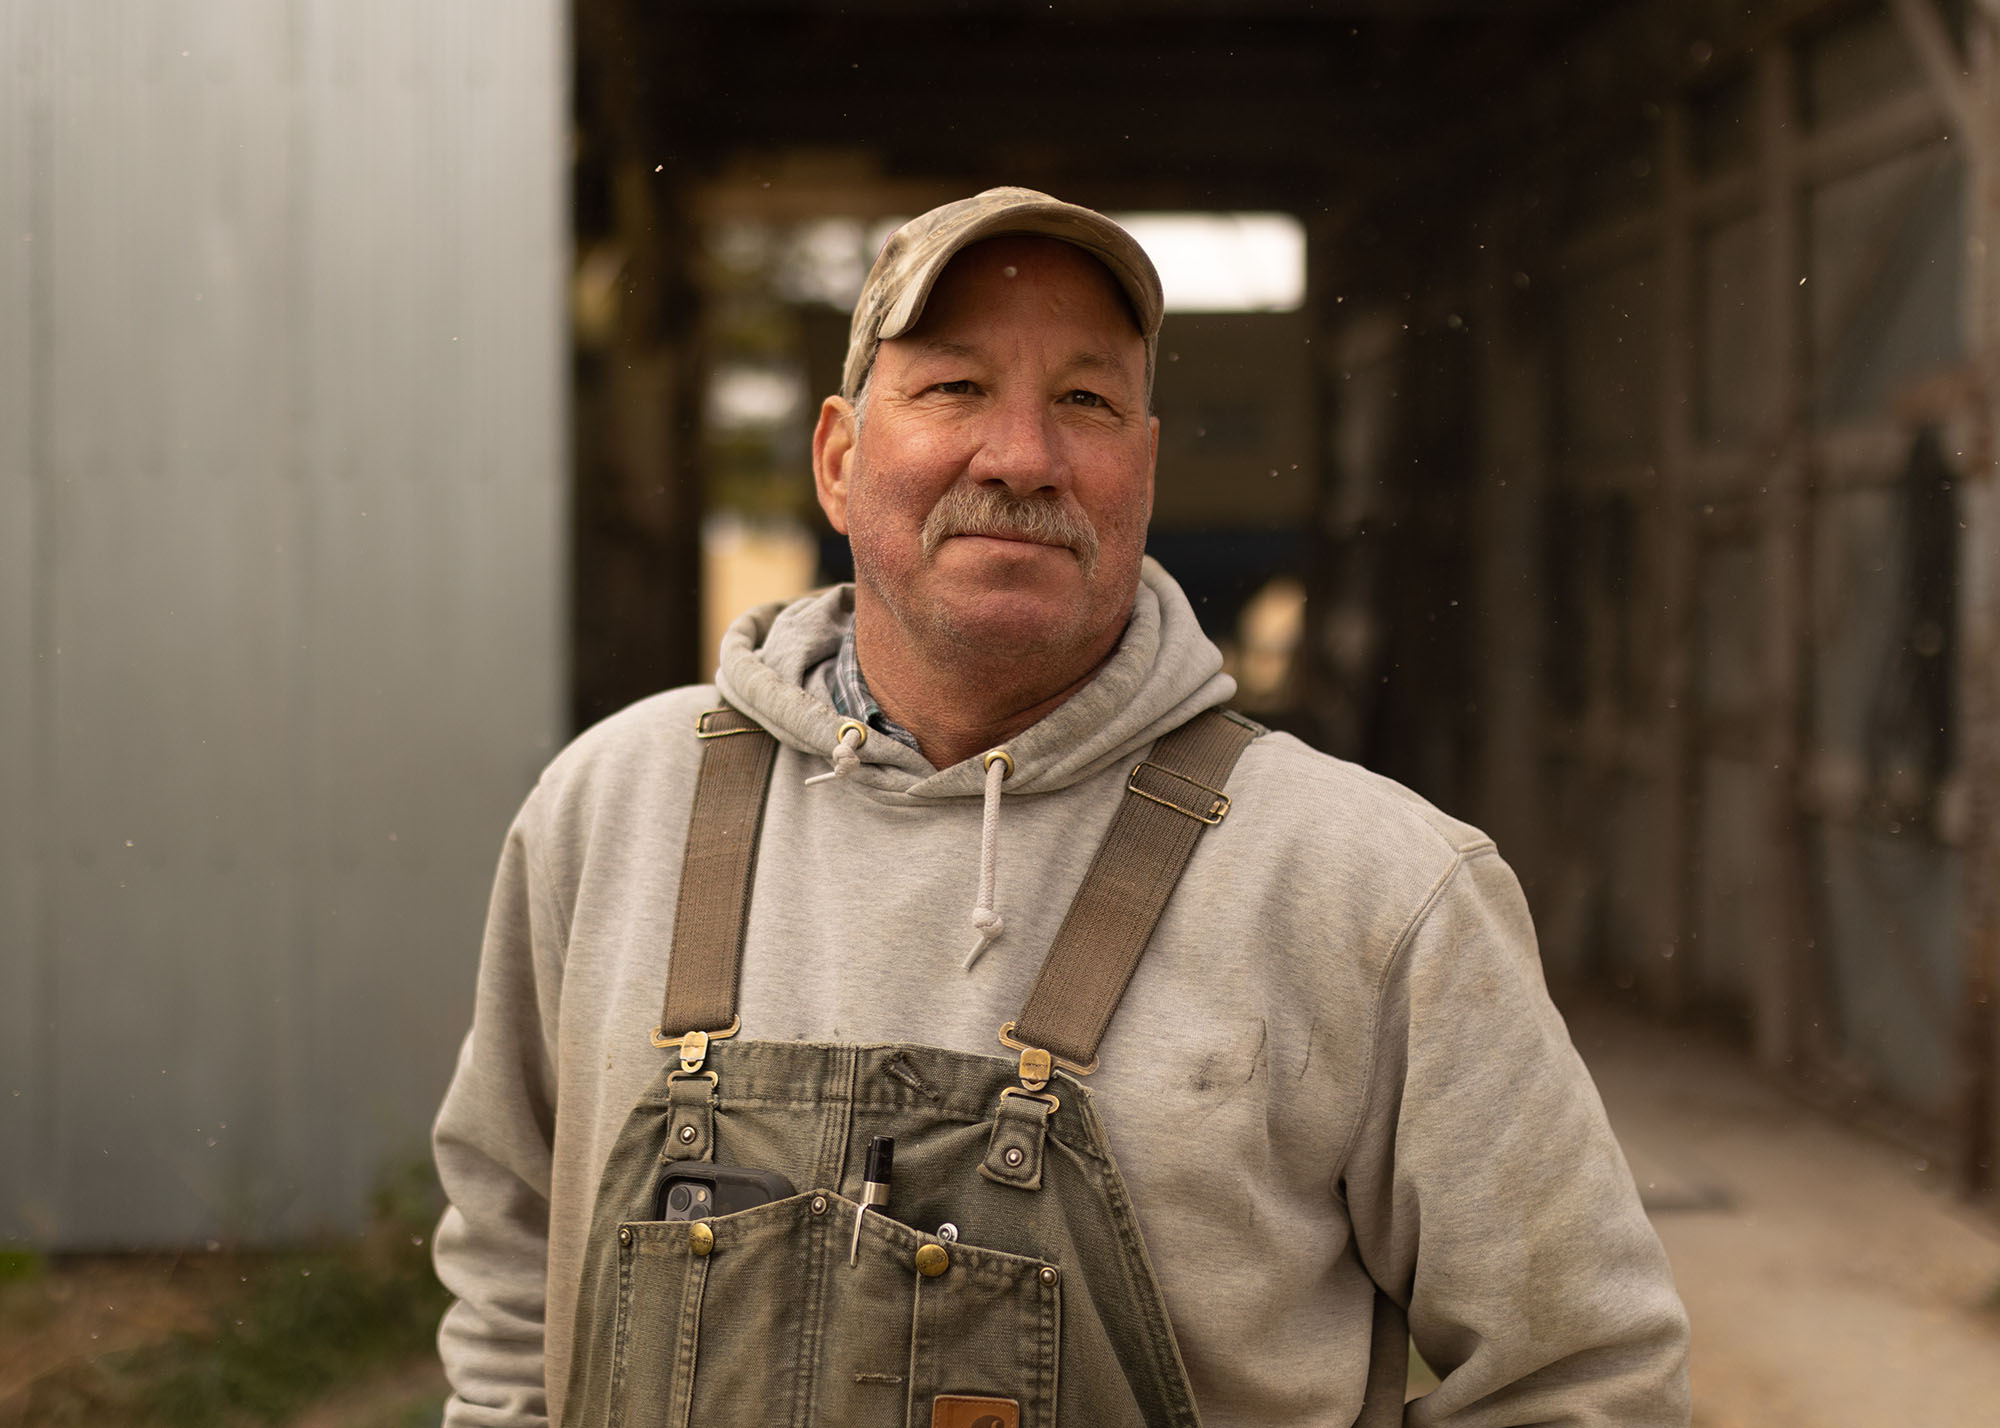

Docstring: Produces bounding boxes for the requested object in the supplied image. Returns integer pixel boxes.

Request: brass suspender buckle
[652,1016,741,1073]
[694,709,760,738]
[998,1022,1099,1089]
[1000,1085,1061,1115]
[1016,1045,1052,1092]
[1126,760,1231,824]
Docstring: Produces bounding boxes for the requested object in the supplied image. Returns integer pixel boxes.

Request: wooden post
[1297,209,1356,761]
[573,0,707,721]
[1955,2,2000,1201]
[1755,42,1815,1073]
[1655,100,1698,1015]
[1471,205,1548,889]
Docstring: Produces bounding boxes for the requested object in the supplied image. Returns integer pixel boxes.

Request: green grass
[0,1248,44,1285]
[9,1162,451,1428]
[142,1162,450,1428]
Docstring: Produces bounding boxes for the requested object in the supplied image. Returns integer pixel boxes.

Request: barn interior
[568,0,2000,1202]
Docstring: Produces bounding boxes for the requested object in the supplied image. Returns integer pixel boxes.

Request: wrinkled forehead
[904,235,1152,346]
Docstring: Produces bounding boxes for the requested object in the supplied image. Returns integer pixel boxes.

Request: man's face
[813,237,1157,677]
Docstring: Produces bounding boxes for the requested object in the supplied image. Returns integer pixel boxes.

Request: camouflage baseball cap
[840,186,1165,401]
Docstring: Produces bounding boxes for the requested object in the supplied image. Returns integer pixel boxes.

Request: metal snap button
[810,1194,828,1215]
[618,1226,632,1246]
[1038,1265,1060,1287]
[914,1243,949,1277]
[689,1222,714,1256]
[1003,1146,1025,1168]
[936,1222,959,1243]
[677,1124,699,1144]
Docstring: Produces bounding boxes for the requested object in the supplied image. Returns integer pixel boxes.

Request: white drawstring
[804,720,867,786]
[963,749,1013,970]
[808,724,1012,972]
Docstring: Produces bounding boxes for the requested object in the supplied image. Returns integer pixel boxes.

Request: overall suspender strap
[656,706,779,1043]
[655,703,1258,1069]
[1007,707,1259,1072]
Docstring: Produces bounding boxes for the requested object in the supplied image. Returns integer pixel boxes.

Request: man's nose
[967,393,1068,493]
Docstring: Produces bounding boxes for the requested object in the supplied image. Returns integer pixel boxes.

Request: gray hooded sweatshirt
[432,559,1691,1427]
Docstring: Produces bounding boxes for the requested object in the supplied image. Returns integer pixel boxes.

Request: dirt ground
[0,1246,444,1428]
[282,1358,446,1428]
[0,1255,222,1424]
[1567,997,2000,1427]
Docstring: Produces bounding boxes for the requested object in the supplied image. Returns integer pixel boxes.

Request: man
[432,187,1690,1427]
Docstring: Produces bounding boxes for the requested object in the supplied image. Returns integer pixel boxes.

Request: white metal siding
[1,0,45,1244]
[1,0,566,1246]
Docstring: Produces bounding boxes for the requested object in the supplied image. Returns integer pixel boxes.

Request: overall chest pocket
[610,1192,1060,1428]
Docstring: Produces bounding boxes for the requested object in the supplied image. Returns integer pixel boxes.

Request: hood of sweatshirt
[713,556,1236,802]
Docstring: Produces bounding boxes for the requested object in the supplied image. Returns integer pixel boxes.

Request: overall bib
[560,708,1407,1427]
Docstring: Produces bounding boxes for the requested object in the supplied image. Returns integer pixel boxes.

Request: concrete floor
[1566,998,2000,1427]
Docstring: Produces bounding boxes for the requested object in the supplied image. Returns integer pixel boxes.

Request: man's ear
[812,396,857,533]
[1145,413,1160,521]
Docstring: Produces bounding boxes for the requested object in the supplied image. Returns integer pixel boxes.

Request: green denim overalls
[560,708,1403,1428]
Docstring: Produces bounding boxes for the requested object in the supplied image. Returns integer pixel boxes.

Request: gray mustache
[919,486,1101,579]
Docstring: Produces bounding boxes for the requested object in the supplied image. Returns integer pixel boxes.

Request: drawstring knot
[804,719,868,786]
[964,749,1013,970]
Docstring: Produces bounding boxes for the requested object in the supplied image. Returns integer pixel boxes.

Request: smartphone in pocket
[654,1164,797,1220]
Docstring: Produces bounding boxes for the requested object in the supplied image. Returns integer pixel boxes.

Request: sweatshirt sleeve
[432,793,567,1428]
[1340,844,1692,1426]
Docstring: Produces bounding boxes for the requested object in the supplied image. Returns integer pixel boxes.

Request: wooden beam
[1798,88,1950,182]
[1557,213,1659,280]
[1558,76,1948,279]
[1889,0,1983,152]
[1688,168,1764,228]
[1814,422,1927,488]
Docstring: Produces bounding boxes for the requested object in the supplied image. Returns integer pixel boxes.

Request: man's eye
[933,379,977,395]
[1062,390,1107,408]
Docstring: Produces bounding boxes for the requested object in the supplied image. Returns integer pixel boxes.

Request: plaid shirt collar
[820,624,920,750]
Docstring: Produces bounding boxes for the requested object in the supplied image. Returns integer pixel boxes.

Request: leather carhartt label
[931,1395,1020,1428]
